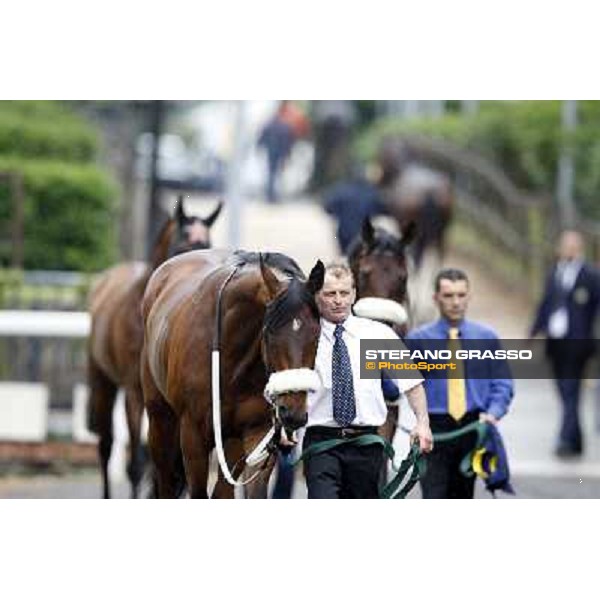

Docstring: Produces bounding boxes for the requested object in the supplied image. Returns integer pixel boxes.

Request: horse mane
[264,278,319,332]
[228,251,317,331]
[231,250,305,280]
[150,218,177,271]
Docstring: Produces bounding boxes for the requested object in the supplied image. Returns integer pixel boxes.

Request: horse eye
[292,318,302,332]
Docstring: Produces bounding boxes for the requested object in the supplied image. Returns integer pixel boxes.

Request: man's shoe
[554,443,583,458]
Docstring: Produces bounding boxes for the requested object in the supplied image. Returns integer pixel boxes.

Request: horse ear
[175,195,187,225]
[306,260,325,294]
[361,217,375,247]
[202,200,223,229]
[400,221,417,246]
[260,255,281,300]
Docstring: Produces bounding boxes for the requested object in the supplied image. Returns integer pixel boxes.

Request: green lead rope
[380,442,426,499]
[294,420,489,499]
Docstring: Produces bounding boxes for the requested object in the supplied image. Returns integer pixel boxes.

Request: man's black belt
[307,425,379,439]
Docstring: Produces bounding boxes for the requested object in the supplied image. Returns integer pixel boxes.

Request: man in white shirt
[304,263,433,498]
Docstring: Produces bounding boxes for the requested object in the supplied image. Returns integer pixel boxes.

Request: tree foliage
[355,101,600,220]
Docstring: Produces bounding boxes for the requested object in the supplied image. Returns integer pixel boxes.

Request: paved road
[2,195,600,498]
[0,468,598,499]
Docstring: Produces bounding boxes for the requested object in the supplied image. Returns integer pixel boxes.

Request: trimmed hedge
[0,101,98,162]
[355,101,600,220]
[0,157,117,271]
[0,101,118,271]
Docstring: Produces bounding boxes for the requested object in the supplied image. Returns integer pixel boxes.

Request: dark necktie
[332,324,356,427]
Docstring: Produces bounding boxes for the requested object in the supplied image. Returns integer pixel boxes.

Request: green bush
[355,101,600,220]
[0,101,118,271]
[0,157,117,271]
[0,101,98,162]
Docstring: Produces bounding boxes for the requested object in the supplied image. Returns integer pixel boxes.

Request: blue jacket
[405,318,514,419]
[324,178,386,254]
[531,261,600,340]
[258,118,294,162]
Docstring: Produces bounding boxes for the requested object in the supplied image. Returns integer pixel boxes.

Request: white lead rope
[211,350,270,486]
[211,351,322,487]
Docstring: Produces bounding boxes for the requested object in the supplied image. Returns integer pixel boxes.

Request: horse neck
[223,319,267,394]
[150,219,177,271]
[221,276,268,388]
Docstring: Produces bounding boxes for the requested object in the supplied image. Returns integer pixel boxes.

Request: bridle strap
[212,262,241,353]
[211,259,274,487]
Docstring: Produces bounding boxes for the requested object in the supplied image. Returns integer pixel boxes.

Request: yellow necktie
[447,327,467,421]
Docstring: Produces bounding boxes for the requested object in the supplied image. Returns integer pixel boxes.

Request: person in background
[406,268,514,498]
[311,101,357,189]
[257,102,296,204]
[324,162,387,254]
[530,229,600,457]
[278,100,310,140]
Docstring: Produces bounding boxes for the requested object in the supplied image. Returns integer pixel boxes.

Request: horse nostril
[284,412,308,430]
[278,406,307,430]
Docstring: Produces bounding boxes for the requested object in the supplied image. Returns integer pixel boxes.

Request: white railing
[0,310,128,482]
[0,310,90,337]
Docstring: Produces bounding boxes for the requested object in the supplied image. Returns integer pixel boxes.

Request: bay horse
[348,217,415,336]
[348,217,415,477]
[87,197,222,498]
[377,138,454,325]
[141,249,324,499]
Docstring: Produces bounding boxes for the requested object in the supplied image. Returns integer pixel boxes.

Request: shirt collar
[321,315,357,341]
[436,317,466,337]
[557,258,584,271]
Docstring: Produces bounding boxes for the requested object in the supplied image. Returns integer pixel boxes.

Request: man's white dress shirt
[548,259,583,339]
[307,315,422,428]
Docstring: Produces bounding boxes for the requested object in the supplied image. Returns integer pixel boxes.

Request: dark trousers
[303,427,384,499]
[420,411,480,499]
[266,154,284,203]
[551,358,587,451]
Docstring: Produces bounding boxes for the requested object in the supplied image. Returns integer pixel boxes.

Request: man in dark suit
[530,229,600,457]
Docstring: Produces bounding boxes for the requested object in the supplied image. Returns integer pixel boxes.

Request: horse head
[259,258,324,438]
[173,195,223,255]
[347,217,416,334]
[349,217,415,304]
[149,196,224,271]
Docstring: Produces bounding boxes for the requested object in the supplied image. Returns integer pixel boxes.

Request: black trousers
[420,411,480,499]
[303,427,384,499]
[550,355,588,452]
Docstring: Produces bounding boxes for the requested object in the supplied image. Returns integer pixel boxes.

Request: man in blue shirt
[406,268,514,499]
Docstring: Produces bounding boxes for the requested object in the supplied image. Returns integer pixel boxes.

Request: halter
[211,254,320,487]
